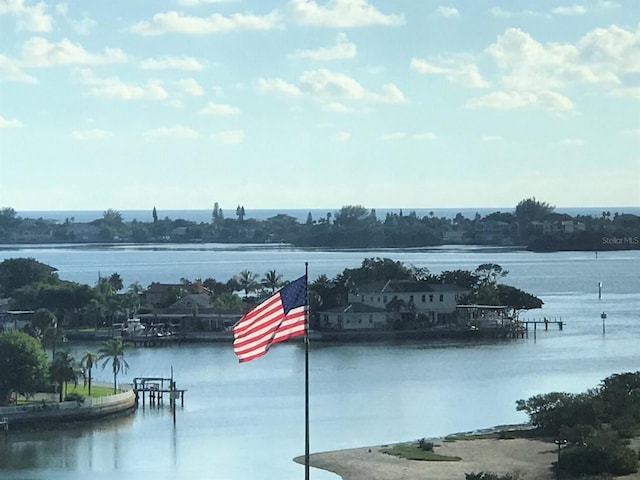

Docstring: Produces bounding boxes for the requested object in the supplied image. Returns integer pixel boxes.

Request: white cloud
[0,0,53,32]
[621,128,640,136]
[72,68,169,100]
[410,59,490,89]
[20,37,127,67]
[598,1,620,9]
[71,129,114,140]
[289,33,357,60]
[475,25,640,113]
[551,5,587,16]
[199,101,241,115]
[130,10,281,36]
[435,6,459,18]
[489,7,542,18]
[299,68,407,103]
[466,90,575,113]
[289,0,404,27]
[177,78,204,96]
[333,131,351,142]
[560,137,584,146]
[482,135,504,142]
[56,3,97,35]
[0,115,23,128]
[0,54,37,83]
[489,7,512,18]
[144,125,200,139]
[323,101,353,112]
[213,129,245,144]
[414,132,437,140]
[256,77,302,97]
[178,0,239,5]
[381,132,406,141]
[140,56,204,71]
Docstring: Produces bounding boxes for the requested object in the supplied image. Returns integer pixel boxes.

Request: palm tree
[261,269,284,293]
[98,338,131,394]
[80,351,100,396]
[235,269,258,299]
[50,351,79,402]
[41,318,65,359]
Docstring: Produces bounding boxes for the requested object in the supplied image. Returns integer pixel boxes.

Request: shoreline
[294,425,557,480]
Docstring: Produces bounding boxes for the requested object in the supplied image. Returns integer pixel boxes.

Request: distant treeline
[1,198,638,251]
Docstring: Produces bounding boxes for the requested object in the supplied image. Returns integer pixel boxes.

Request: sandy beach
[296,436,557,480]
[295,434,640,480]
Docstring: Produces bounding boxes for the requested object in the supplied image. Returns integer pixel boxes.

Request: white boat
[122,318,146,337]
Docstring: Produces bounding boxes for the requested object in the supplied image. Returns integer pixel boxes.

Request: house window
[337,314,343,323]
[439,294,444,302]
[370,296,374,301]
[377,296,381,303]
[369,315,373,323]
[409,295,414,302]
[361,295,365,301]
[429,294,434,302]
[422,295,426,302]
[383,296,387,303]
[346,318,351,324]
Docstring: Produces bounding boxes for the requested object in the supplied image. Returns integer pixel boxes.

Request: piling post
[601,312,607,334]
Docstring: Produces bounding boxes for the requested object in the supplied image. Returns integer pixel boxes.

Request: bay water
[0,245,638,480]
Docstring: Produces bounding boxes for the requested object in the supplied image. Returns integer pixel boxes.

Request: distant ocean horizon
[16,206,640,224]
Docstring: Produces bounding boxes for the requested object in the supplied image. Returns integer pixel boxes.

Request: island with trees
[0,255,544,350]
[1,198,638,251]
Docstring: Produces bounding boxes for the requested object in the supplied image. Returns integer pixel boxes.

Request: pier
[521,317,564,339]
[132,376,186,407]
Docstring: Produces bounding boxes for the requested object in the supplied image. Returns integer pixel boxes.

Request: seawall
[0,390,136,427]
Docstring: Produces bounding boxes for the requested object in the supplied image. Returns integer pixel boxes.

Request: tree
[50,351,79,402]
[236,205,245,221]
[261,269,284,293]
[235,269,259,299]
[0,258,58,297]
[98,338,131,394]
[515,197,555,222]
[152,206,158,223]
[496,284,543,314]
[40,314,65,358]
[0,330,49,405]
[333,205,369,227]
[80,351,100,396]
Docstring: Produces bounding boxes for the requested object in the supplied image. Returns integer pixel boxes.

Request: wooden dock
[521,317,565,338]
[132,376,186,407]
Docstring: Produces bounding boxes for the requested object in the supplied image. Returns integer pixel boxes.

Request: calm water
[0,246,639,480]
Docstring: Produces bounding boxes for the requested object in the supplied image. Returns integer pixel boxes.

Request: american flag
[233,275,307,363]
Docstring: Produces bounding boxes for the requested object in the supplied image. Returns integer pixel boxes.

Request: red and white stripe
[233,294,307,363]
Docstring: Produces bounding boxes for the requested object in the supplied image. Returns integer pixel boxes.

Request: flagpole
[304,261,310,480]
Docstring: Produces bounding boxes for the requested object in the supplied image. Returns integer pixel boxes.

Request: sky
[0,0,639,212]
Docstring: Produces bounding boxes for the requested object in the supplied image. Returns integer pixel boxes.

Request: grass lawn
[65,384,114,398]
[381,442,462,462]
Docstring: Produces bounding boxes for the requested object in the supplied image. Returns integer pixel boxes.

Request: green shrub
[64,392,85,403]
[465,472,520,480]
[418,438,434,452]
[557,431,638,477]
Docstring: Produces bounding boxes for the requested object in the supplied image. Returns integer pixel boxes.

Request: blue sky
[1,0,638,212]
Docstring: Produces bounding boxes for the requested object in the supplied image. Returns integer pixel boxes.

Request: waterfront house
[317,280,470,331]
[349,280,469,325]
[319,303,388,330]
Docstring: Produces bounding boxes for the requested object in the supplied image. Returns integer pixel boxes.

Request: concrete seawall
[0,390,136,426]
